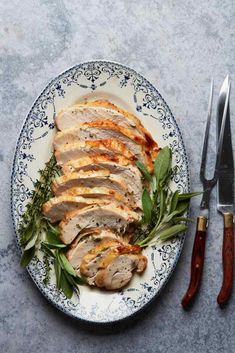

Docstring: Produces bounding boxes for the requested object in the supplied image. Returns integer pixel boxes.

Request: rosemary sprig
[134,147,201,247]
[18,155,85,299]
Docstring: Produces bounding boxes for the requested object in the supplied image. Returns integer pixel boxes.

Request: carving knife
[216,75,234,306]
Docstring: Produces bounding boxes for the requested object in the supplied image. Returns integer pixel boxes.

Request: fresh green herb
[134,146,200,247]
[154,146,172,189]
[60,271,73,299]
[158,224,188,242]
[178,191,202,200]
[18,155,85,298]
[40,238,86,298]
[20,247,36,267]
[19,155,61,252]
[42,251,51,285]
[142,189,153,223]
[136,160,152,182]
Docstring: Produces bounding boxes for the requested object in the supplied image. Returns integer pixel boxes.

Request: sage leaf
[159,189,166,222]
[178,191,202,200]
[162,210,179,224]
[63,272,79,288]
[20,221,34,245]
[152,175,157,193]
[60,270,73,299]
[175,201,190,215]
[72,275,87,285]
[136,161,152,182]
[154,146,172,187]
[46,230,63,245]
[47,222,60,236]
[158,224,188,241]
[20,247,35,267]
[170,191,179,213]
[43,242,67,249]
[54,253,61,289]
[41,242,55,258]
[24,232,38,250]
[142,188,153,223]
[59,252,77,277]
[172,217,195,223]
[64,271,86,288]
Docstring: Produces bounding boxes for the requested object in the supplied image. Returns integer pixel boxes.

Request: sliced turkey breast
[78,99,159,151]
[42,195,108,223]
[62,161,143,208]
[54,120,143,147]
[62,186,126,204]
[59,203,140,244]
[62,154,132,173]
[54,121,154,168]
[66,229,122,271]
[94,253,147,290]
[52,168,128,198]
[70,227,132,245]
[79,240,122,280]
[80,239,121,284]
[55,104,137,132]
[80,242,147,289]
[55,139,135,165]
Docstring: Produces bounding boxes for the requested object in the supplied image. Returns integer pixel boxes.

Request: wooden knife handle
[217,213,234,306]
[181,216,207,309]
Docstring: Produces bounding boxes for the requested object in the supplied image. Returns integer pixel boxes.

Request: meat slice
[85,100,158,151]
[54,121,154,168]
[94,253,147,290]
[59,203,140,244]
[62,161,143,208]
[55,104,137,132]
[62,154,132,173]
[62,186,126,204]
[55,100,159,154]
[51,169,141,208]
[66,229,122,271]
[80,242,147,289]
[79,241,122,280]
[54,120,144,147]
[71,227,132,245]
[55,139,135,165]
[42,195,108,223]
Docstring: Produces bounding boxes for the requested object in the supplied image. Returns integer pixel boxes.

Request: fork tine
[200,79,214,182]
[213,80,231,181]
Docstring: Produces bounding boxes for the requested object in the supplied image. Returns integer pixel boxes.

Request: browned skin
[83,99,159,155]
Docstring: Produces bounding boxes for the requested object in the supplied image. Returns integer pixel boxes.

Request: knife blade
[216,75,234,306]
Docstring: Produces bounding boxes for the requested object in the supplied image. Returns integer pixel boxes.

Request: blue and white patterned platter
[11,61,189,324]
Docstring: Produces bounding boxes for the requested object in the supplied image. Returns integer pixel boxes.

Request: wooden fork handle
[181,216,207,309]
[217,213,234,306]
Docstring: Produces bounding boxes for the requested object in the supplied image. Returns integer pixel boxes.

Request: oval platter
[11,61,189,325]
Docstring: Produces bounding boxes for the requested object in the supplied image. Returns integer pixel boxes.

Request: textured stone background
[0,1,235,352]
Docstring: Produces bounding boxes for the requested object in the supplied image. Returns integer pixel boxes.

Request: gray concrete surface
[0,1,235,352]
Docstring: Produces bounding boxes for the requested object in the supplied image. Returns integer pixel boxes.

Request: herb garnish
[19,155,85,298]
[134,147,201,247]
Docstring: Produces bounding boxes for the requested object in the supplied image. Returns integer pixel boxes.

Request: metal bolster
[197,216,208,231]
[223,213,234,228]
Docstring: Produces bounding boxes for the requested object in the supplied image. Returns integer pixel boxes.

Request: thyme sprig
[19,155,61,266]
